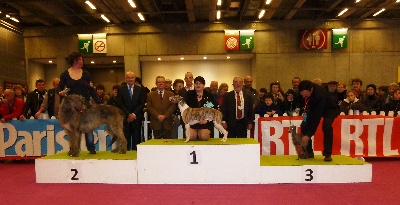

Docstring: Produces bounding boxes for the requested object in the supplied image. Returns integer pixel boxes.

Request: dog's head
[169,95,184,103]
[62,94,88,113]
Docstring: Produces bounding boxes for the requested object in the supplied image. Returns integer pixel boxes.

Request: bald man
[1,89,24,123]
[117,71,147,150]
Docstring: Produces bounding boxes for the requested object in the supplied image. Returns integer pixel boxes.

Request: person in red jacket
[1,89,24,123]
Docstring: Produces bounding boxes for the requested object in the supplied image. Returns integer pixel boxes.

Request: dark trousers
[153,127,172,139]
[227,119,247,138]
[306,109,339,156]
[85,132,95,151]
[123,119,143,150]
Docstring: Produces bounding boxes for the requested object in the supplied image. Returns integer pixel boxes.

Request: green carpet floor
[260,155,369,166]
[140,138,258,145]
[41,151,137,160]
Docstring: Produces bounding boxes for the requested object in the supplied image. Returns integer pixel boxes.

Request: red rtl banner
[299,29,328,49]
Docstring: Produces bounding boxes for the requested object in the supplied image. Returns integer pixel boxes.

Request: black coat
[22,89,47,118]
[221,90,254,128]
[117,84,147,119]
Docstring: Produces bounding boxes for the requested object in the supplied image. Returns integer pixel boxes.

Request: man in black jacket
[35,78,61,119]
[117,71,147,150]
[299,80,339,162]
[20,79,47,119]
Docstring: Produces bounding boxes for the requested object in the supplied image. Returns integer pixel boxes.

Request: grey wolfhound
[59,94,127,157]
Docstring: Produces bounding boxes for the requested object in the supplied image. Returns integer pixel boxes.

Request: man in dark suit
[117,71,147,150]
[20,79,47,120]
[146,76,176,139]
[221,77,254,138]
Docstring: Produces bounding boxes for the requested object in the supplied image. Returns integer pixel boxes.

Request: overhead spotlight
[258,10,265,19]
[217,0,222,6]
[49,60,53,63]
[113,60,116,63]
[373,8,385,16]
[266,0,272,4]
[10,17,19,22]
[355,0,361,3]
[157,58,161,61]
[6,14,10,18]
[396,0,400,3]
[180,57,184,60]
[138,13,145,21]
[128,0,137,8]
[203,57,207,60]
[226,56,230,59]
[101,15,110,23]
[91,61,95,64]
[217,11,221,20]
[338,8,348,17]
[85,1,96,10]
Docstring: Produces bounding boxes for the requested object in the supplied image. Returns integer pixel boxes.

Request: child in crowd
[384,88,400,117]
[255,93,282,117]
[339,90,366,114]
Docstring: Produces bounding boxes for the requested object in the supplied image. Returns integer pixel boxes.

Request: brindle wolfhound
[59,94,127,157]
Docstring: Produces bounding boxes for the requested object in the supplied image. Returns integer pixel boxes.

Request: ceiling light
[10,17,19,22]
[266,0,272,4]
[338,8,348,17]
[203,57,207,60]
[91,61,95,64]
[373,8,385,16]
[258,10,265,19]
[355,0,361,3]
[6,14,10,18]
[85,1,96,10]
[158,58,161,61]
[217,11,221,20]
[138,13,145,21]
[180,57,184,60]
[227,56,230,59]
[128,0,137,8]
[49,60,53,63]
[113,60,116,63]
[101,15,110,23]
[396,0,400,3]
[217,0,222,6]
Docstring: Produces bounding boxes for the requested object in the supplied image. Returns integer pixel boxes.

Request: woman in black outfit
[184,76,218,141]
[58,52,100,154]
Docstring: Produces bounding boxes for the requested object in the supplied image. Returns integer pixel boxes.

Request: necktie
[128,85,133,99]
[236,92,242,119]
[159,91,163,100]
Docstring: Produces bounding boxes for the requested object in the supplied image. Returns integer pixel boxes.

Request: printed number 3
[71,168,79,180]
[305,168,313,181]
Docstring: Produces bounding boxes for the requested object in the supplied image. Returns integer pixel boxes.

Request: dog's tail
[107,136,118,148]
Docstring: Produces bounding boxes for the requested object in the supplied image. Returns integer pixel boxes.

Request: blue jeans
[85,132,95,151]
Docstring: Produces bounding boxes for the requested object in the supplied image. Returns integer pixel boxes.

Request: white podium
[35,151,138,184]
[137,138,260,184]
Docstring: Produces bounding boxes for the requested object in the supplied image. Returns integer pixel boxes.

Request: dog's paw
[221,138,227,142]
[111,148,118,153]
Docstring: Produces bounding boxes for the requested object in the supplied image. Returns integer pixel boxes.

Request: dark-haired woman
[184,76,218,141]
[58,52,100,155]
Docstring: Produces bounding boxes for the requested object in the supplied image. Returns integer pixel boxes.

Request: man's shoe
[308,153,314,158]
[89,149,96,154]
[324,155,332,162]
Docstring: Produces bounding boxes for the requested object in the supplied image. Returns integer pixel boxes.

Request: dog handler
[298,80,340,162]
[58,52,100,154]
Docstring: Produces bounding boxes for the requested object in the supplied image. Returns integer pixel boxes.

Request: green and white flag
[332,28,348,49]
[78,34,93,54]
[240,30,254,50]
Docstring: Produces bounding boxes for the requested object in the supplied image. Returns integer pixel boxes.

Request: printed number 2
[305,169,314,181]
[71,169,79,180]
[190,151,198,164]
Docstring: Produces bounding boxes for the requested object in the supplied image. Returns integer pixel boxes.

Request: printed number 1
[190,151,198,164]
[305,169,314,181]
[71,169,79,180]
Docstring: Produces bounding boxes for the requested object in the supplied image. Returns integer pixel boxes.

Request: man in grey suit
[221,77,254,138]
[117,71,147,150]
[146,76,176,139]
